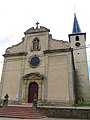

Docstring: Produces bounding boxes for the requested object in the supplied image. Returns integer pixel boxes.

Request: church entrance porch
[22,72,45,104]
[28,82,38,103]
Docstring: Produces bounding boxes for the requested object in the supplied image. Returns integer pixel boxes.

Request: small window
[75,36,79,41]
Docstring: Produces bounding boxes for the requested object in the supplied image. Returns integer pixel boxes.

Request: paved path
[0,118,86,120]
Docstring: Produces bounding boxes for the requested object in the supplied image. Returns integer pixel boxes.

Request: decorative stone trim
[43,48,71,54]
[3,52,27,57]
[23,72,45,80]
[24,26,50,35]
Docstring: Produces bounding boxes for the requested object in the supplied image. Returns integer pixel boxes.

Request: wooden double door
[28,82,38,103]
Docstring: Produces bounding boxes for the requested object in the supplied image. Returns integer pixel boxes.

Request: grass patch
[75,103,90,107]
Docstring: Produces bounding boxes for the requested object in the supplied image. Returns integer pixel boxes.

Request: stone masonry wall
[38,107,90,119]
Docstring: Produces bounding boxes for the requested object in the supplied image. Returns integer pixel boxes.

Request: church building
[0,14,90,106]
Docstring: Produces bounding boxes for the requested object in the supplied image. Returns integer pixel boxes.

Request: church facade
[0,14,90,106]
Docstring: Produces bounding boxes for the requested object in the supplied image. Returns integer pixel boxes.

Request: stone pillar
[38,81,42,102]
[24,80,28,103]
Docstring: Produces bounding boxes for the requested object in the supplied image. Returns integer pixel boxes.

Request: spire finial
[73,3,76,17]
[72,0,81,33]
[36,22,39,29]
[73,0,76,14]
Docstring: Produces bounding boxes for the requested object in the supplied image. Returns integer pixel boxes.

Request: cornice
[3,52,27,57]
[43,48,71,54]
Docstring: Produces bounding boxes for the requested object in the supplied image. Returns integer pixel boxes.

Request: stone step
[9,103,33,107]
[0,105,45,119]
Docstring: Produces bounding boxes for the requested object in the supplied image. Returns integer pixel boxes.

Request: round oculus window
[75,42,80,47]
[29,56,40,67]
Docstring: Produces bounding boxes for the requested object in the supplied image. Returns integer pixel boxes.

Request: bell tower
[69,13,89,102]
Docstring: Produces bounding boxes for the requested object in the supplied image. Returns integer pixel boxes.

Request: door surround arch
[23,72,45,103]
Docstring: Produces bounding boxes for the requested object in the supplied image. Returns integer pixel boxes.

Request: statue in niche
[33,38,39,50]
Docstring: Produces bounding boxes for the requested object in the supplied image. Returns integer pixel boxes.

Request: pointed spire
[72,13,81,33]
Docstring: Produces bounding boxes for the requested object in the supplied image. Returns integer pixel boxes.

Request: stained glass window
[30,57,40,67]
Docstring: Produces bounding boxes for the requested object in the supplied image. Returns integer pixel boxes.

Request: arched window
[33,38,39,50]
[75,36,79,41]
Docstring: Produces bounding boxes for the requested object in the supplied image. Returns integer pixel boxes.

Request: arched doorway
[28,82,38,103]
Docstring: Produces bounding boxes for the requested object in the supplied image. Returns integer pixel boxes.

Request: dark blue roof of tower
[72,13,81,33]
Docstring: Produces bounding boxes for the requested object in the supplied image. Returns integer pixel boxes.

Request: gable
[49,38,70,50]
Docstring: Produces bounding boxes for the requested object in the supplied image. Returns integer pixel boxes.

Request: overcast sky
[0,0,90,80]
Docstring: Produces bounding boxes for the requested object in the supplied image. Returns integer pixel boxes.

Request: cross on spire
[36,22,39,29]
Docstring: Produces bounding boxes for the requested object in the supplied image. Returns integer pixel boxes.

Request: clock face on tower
[75,42,81,47]
[28,56,40,68]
